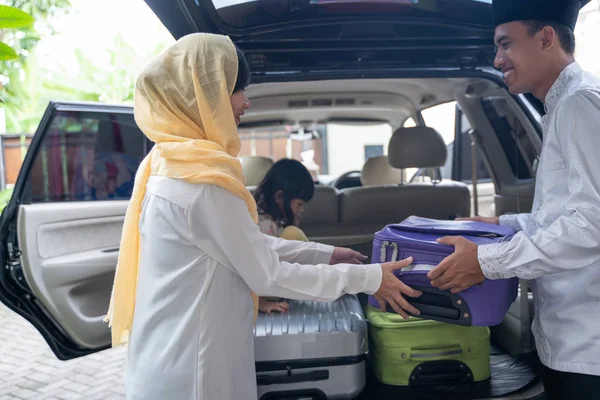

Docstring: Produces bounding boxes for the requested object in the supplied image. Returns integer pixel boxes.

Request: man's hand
[456,216,499,225]
[427,236,485,294]
[259,298,290,314]
[330,247,368,265]
[372,257,423,319]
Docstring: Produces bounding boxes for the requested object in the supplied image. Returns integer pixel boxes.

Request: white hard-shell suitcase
[254,294,368,400]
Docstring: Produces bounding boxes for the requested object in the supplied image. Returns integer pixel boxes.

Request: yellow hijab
[104,33,259,347]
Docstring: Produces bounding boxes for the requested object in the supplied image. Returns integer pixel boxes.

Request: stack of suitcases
[254,216,519,399]
[366,216,519,389]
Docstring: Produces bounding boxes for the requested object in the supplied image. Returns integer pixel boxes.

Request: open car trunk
[144,0,498,77]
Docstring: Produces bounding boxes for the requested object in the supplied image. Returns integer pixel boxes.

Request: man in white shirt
[426,0,600,398]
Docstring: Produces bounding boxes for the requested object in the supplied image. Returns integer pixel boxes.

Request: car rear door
[0,101,149,360]
[144,0,497,77]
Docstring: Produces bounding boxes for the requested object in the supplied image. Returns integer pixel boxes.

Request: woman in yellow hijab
[106,33,420,400]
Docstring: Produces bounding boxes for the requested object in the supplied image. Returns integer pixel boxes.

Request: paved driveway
[0,304,126,400]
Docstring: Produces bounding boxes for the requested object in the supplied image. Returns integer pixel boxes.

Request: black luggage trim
[255,354,366,373]
[401,285,473,326]
[259,388,327,400]
[408,360,475,387]
[257,370,329,386]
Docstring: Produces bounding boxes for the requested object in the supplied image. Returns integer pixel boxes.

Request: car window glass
[28,110,145,202]
[481,97,536,179]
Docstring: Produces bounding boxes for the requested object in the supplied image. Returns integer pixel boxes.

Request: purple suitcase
[368,216,519,327]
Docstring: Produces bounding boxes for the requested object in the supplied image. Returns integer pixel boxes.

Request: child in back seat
[253,158,315,313]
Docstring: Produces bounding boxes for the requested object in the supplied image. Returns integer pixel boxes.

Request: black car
[0,0,547,398]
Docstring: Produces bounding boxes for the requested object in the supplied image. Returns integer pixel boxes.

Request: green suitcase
[366,305,491,387]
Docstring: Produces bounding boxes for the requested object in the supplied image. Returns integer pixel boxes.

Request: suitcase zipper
[391,242,398,262]
[380,241,399,262]
[410,348,464,359]
[380,241,389,262]
[380,241,414,273]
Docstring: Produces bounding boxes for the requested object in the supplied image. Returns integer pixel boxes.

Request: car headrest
[388,127,447,169]
[360,155,404,186]
[239,156,274,186]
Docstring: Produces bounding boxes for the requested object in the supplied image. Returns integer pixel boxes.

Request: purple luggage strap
[389,216,515,243]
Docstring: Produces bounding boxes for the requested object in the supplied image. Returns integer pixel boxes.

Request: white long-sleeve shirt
[478,62,600,375]
[124,176,382,400]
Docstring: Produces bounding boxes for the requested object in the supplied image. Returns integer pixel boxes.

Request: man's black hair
[522,20,576,54]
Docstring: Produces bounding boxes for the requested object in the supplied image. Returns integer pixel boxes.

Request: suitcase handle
[410,345,463,360]
[406,285,472,326]
[382,301,462,323]
[408,359,475,387]
[260,389,328,400]
[381,285,472,326]
[257,370,329,386]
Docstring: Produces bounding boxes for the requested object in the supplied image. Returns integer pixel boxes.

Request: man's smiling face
[493,21,547,95]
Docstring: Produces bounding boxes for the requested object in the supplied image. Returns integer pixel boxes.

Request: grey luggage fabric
[254,294,368,399]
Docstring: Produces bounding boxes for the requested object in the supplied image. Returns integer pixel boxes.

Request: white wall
[575,3,600,78]
[326,123,393,177]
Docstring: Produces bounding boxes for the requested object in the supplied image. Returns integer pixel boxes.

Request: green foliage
[0,0,173,134]
[0,0,71,130]
[0,5,33,29]
[0,186,13,212]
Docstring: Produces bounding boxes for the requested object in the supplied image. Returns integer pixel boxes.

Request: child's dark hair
[254,159,315,228]
[234,46,251,93]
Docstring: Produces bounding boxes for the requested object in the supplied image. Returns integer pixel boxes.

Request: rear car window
[410,103,492,184]
[238,122,393,180]
[481,97,536,180]
[452,109,492,182]
[421,101,458,146]
[27,111,146,202]
[238,124,325,178]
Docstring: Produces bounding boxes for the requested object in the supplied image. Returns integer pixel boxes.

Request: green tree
[14,27,172,133]
[0,0,71,132]
[0,5,34,60]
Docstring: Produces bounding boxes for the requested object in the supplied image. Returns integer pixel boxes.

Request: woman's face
[230,90,250,126]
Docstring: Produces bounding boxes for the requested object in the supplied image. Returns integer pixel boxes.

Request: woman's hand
[330,247,369,265]
[372,257,423,319]
[259,298,290,314]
